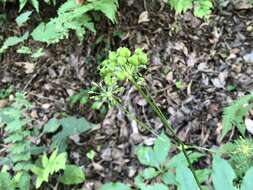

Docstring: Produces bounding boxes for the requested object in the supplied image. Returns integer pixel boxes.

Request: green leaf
[51,117,95,151]
[43,118,60,133]
[31,48,45,58]
[19,0,28,12]
[169,0,193,14]
[153,132,171,165]
[176,165,199,190]
[30,0,39,12]
[59,165,85,185]
[241,167,253,190]
[161,171,177,185]
[17,46,32,54]
[99,182,131,190]
[195,169,211,183]
[141,183,169,190]
[0,172,15,190]
[136,133,170,169]
[193,0,213,18]
[212,156,238,190]
[15,11,33,27]
[0,32,29,53]
[31,150,67,188]
[142,167,159,180]
[14,172,30,190]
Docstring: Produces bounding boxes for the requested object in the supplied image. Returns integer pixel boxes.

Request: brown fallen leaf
[0,99,8,108]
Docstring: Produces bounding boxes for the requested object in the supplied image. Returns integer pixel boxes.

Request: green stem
[130,77,202,190]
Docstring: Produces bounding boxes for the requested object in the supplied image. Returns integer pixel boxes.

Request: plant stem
[130,77,203,190]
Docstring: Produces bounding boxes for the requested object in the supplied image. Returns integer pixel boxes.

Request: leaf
[168,152,204,169]
[153,132,171,165]
[169,0,193,14]
[142,167,159,180]
[99,182,131,190]
[161,171,177,185]
[59,165,85,185]
[176,165,199,190]
[31,0,39,12]
[31,150,67,188]
[136,133,171,169]
[193,0,213,18]
[15,11,33,27]
[0,32,29,53]
[212,156,238,190]
[0,172,15,190]
[17,46,32,54]
[43,118,60,133]
[141,183,169,190]
[14,172,30,190]
[19,0,28,12]
[31,48,45,58]
[195,169,211,183]
[51,117,95,151]
[241,167,253,190]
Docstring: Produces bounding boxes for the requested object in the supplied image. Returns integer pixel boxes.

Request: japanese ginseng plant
[90,47,202,189]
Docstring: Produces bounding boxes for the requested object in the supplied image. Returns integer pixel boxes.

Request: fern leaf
[221,93,253,140]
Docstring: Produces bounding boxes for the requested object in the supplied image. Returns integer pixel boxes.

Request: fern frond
[221,93,253,140]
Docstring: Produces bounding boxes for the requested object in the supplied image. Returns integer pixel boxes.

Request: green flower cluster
[99,47,148,85]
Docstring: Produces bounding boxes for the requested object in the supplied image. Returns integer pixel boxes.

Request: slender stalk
[130,77,203,190]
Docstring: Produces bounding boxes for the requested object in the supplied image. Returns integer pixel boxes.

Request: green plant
[168,0,213,18]
[0,93,92,189]
[31,0,118,44]
[31,150,67,188]
[91,47,203,189]
[219,137,253,177]
[221,93,253,140]
[100,133,253,190]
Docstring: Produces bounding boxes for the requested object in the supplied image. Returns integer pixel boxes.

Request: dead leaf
[138,11,149,23]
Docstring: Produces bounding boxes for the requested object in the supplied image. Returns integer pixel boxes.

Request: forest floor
[1,0,253,189]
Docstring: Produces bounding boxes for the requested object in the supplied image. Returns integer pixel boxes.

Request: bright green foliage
[90,47,148,108]
[0,93,33,171]
[168,0,213,18]
[31,0,118,44]
[221,93,253,140]
[31,48,45,58]
[219,138,253,177]
[31,150,67,188]
[17,46,32,54]
[99,182,131,190]
[43,116,95,151]
[19,0,56,12]
[15,11,33,27]
[59,165,85,185]
[0,32,29,53]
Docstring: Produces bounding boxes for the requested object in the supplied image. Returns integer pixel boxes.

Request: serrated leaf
[19,0,28,12]
[176,165,199,190]
[241,167,253,190]
[15,11,33,27]
[99,182,131,190]
[212,157,238,190]
[0,32,29,53]
[59,165,85,185]
[169,0,193,14]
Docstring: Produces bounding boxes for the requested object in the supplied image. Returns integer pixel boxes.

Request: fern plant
[168,0,213,18]
[31,0,119,44]
[221,93,253,140]
[0,92,33,171]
